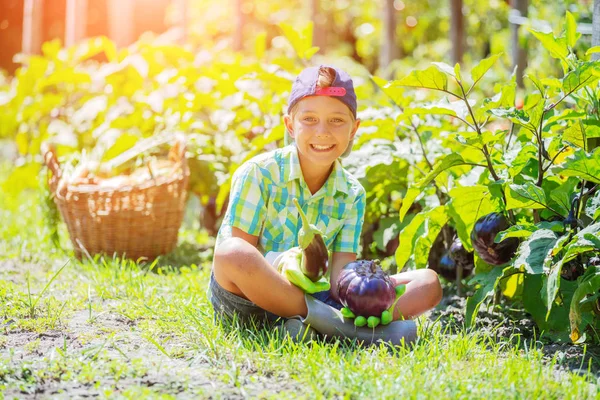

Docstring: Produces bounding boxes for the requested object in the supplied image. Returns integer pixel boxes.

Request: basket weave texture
[42,141,189,260]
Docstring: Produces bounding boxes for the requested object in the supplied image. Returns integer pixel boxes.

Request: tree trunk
[22,0,43,55]
[232,0,244,51]
[379,0,399,78]
[1,0,24,73]
[450,0,465,65]
[65,0,87,47]
[310,0,326,50]
[107,0,134,47]
[511,0,528,88]
[179,0,188,44]
[593,0,600,61]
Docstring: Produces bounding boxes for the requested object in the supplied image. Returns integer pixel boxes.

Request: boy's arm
[231,226,259,247]
[329,251,357,301]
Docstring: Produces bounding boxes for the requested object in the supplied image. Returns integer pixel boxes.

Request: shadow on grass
[148,241,213,271]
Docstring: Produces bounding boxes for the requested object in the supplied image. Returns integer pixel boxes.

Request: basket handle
[41,142,62,178]
[169,136,189,175]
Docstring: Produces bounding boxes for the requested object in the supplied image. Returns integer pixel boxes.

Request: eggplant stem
[293,198,311,234]
[386,284,406,320]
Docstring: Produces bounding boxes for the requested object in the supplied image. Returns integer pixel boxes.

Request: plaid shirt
[216,145,366,255]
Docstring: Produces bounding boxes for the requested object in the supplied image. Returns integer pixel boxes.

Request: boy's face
[284,96,360,168]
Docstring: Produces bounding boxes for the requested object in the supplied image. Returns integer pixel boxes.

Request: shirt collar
[285,145,349,196]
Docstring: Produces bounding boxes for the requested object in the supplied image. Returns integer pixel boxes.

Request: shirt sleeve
[332,188,366,253]
[223,162,267,236]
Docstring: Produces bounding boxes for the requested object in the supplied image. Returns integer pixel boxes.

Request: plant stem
[504,122,516,152]
[458,81,501,181]
[536,112,546,187]
[407,118,434,170]
[542,145,568,173]
[577,180,587,221]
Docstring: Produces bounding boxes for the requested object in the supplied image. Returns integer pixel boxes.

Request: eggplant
[438,250,474,282]
[448,237,474,271]
[470,212,519,266]
[336,260,396,317]
[561,259,585,281]
[293,198,328,282]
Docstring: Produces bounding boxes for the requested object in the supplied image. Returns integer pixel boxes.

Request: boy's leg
[390,269,443,319]
[213,237,308,318]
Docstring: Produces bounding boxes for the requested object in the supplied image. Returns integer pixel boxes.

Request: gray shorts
[208,271,283,327]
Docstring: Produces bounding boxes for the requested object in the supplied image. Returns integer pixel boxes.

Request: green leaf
[373,217,401,251]
[395,206,449,270]
[564,11,581,49]
[506,183,548,210]
[395,212,426,269]
[504,142,537,177]
[585,46,600,56]
[549,177,578,216]
[513,229,558,274]
[399,154,466,222]
[413,206,450,269]
[279,22,318,60]
[101,133,140,163]
[471,53,501,85]
[447,185,502,252]
[495,222,564,242]
[562,63,599,95]
[553,147,600,184]
[404,102,458,119]
[584,233,600,249]
[432,62,457,77]
[585,190,600,221]
[372,76,409,107]
[544,234,571,318]
[399,187,421,224]
[303,46,320,60]
[529,29,569,61]
[420,154,466,188]
[563,120,587,151]
[454,63,462,82]
[1,163,41,198]
[522,275,551,330]
[488,107,531,129]
[394,66,449,92]
[569,271,600,342]
[483,78,516,110]
[465,267,506,327]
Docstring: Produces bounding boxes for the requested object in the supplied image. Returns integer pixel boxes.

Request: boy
[210,65,442,331]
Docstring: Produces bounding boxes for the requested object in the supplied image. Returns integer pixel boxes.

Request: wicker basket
[42,140,190,260]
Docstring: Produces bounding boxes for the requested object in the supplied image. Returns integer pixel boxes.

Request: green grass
[1,181,599,399]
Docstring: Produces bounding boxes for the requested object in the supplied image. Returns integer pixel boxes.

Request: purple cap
[287,65,357,118]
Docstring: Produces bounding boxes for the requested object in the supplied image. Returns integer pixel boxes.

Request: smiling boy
[209,66,442,330]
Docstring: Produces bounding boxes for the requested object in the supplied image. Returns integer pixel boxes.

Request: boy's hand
[340,284,406,328]
[273,248,330,294]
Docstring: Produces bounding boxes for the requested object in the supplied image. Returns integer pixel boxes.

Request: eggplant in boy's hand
[293,198,329,281]
[274,198,329,293]
[336,259,406,328]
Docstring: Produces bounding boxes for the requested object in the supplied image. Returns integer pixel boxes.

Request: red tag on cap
[315,87,346,96]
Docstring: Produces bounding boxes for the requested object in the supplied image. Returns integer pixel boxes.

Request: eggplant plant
[372,12,600,342]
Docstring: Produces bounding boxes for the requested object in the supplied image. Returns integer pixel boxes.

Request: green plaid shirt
[216,145,366,255]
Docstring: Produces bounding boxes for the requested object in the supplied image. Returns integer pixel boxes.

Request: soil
[0,260,297,398]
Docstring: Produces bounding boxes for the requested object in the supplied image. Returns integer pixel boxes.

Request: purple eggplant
[470,212,519,266]
[293,198,328,281]
[336,260,397,317]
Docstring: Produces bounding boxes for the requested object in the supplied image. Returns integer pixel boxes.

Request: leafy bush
[367,12,600,342]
